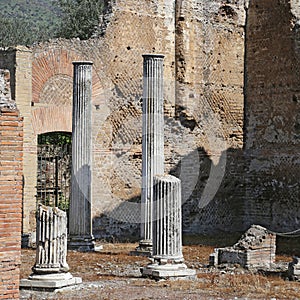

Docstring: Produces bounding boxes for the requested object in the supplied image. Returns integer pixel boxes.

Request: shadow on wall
[244,0,300,232]
[92,0,300,242]
[92,146,246,242]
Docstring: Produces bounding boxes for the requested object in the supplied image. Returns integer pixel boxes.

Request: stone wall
[0,0,299,241]
[244,0,300,232]
[172,0,246,235]
[0,70,23,299]
[0,0,247,240]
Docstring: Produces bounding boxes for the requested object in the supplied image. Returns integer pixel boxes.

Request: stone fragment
[209,225,276,270]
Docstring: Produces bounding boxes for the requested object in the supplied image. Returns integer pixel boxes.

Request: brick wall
[0,70,23,299]
[244,0,300,232]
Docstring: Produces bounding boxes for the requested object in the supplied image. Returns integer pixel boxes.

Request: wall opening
[36,131,72,217]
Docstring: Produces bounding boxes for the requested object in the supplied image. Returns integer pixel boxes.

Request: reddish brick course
[0,108,23,299]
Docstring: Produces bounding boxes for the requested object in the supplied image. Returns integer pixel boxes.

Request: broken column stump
[209,224,276,270]
[20,205,82,290]
[142,175,196,280]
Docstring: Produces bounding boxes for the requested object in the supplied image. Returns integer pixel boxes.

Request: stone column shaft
[142,175,196,279]
[68,61,94,251]
[153,175,183,262]
[139,54,165,252]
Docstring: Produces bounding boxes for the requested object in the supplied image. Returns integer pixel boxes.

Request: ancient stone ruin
[209,225,276,270]
[0,0,298,246]
[20,205,81,289]
[0,69,15,109]
[142,175,196,280]
[134,54,165,256]
[68,61,95,251]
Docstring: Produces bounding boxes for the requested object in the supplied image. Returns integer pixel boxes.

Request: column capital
[142,54,165,59]
[72,61,93,65]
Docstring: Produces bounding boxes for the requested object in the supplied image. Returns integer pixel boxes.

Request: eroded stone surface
[20,205,82,290]
[0,69,15,109]
[209,225,276,270]
[142,175,196,279]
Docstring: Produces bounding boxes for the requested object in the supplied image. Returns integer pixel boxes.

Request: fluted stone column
[135,54,165,255]
[68,61,94,251]
[142,175,196,279]
[20,205,82,289]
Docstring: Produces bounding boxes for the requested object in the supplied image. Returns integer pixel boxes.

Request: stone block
[209,225,276,269]
[20,272,82,290]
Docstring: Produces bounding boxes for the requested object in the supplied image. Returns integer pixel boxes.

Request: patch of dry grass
[20,242,300,299]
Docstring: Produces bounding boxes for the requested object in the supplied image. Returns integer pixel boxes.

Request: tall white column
[68,61,94,251]
[20,205,82,289]
[136,54,165,255]
[142,175,196,279]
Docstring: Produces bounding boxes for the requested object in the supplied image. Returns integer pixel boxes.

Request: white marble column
[68,61,94,251]
[136,54,165,255]
[142,175,196,279]
[20,205,82,289]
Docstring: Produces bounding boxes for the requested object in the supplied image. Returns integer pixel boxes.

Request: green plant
[0,0,61,47]
[55,0,105,40]
[38,132,72,145]
[58,194,70,212]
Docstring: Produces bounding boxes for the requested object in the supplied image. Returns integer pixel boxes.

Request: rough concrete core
[209,225,276,270]
[0,69,15,109]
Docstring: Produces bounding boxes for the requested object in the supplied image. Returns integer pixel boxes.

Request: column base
[20,272,82,290]
[130,239,152,257]
[141,263,196,280]
[68,235,95,252]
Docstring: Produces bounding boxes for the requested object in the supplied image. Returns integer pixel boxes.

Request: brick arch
[32,48,102,105]
[31,47,104,134]
[32,48,79,104]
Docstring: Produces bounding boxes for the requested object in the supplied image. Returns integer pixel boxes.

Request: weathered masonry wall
[0,0,247,240]
[244,0,300,232]
[174,0,246,234]
[0,70,23,299]
[2,0,299,241]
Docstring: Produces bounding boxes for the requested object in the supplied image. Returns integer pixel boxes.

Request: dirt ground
[20,240,300,300]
